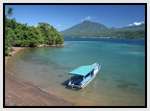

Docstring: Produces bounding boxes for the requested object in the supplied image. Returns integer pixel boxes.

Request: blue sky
[6,5,145,31]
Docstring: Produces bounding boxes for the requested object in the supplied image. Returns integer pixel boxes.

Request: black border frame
[3,3,147,108]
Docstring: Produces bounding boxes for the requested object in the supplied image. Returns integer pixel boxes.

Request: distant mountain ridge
[61,20,145,39]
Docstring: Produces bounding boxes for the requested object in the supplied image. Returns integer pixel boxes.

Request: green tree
[5,17,64,56]
[37,23,64,45]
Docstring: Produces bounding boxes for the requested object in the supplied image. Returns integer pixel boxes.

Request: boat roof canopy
[69,65,94,76]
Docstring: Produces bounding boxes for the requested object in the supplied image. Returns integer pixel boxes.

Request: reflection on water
[6,40,145,106]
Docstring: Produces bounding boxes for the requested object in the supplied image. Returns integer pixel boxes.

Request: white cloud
[128,21,144,26]
[81,16,92,22]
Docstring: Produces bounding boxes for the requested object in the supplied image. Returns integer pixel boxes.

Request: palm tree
[6,7,13,17]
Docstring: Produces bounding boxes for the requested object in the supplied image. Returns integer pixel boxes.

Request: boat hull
[80,63,101,88]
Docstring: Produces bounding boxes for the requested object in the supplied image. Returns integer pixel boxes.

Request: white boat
[66,63,101,89]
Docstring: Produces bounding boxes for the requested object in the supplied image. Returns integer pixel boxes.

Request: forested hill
[61,20,145,39]
[5,18,64,55]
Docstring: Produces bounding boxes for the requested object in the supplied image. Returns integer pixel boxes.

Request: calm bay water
[7,38,145,106]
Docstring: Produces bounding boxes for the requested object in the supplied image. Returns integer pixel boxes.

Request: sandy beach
[5,47,73,106]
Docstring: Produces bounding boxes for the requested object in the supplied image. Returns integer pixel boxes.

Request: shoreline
[5,47,26,64]
[5,46,73,106]
[5,44,64,64]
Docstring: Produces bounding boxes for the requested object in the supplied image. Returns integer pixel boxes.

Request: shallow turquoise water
[7,40,145,106]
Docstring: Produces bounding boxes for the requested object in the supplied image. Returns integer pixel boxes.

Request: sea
[6,37,145,106]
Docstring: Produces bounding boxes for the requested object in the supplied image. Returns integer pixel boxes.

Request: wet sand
[5,47,73,106]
